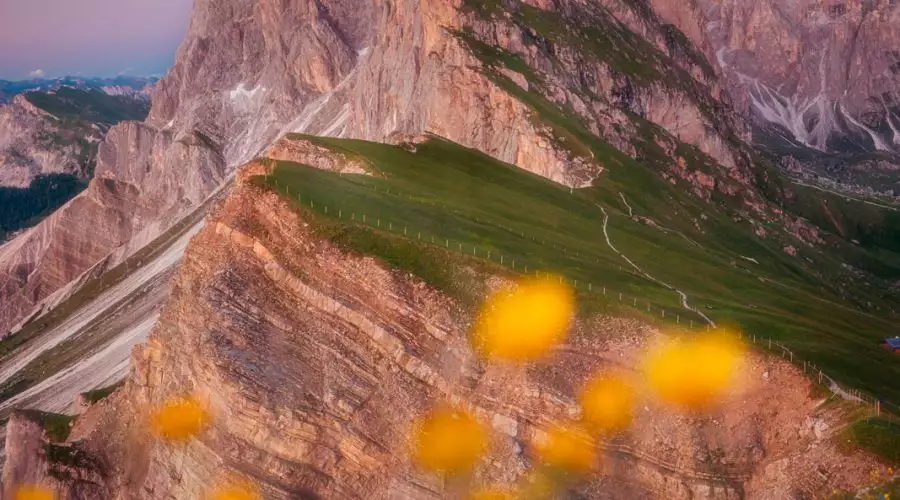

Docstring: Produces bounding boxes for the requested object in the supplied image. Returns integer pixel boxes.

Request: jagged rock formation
[651,0,900,176]
[2,166,886,499]
[0,0,759,336]
[0,95,93,189]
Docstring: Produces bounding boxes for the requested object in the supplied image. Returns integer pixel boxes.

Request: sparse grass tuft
[80,380,125,404]
[21,409,76,442]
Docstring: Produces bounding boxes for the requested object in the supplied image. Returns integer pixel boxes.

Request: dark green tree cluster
[0,174,86,239]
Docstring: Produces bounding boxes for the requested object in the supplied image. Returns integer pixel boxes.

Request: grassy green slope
[25,87,150,126]
[257,135,900,401]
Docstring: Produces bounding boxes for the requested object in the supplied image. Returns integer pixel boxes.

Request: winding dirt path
[599,206,715,327]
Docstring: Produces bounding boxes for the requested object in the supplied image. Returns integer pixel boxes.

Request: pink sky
[0,0,193,79]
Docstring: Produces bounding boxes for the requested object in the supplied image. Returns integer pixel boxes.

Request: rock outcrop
[0,95,98,188]
[3,169,887,499]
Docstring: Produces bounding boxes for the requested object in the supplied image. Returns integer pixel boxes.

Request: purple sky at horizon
[0,0,193,80]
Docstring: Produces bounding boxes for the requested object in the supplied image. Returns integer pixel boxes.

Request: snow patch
[229,83,263,101]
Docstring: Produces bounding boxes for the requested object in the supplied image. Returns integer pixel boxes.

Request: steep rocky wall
[4,167,885,499]
[0,95,97,188]
[0,120,226,336]
[651,0,900,155]
[0,0,599,334]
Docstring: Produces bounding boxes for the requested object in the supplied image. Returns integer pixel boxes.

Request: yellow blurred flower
[414,406,487,473]
[644,334,743,410]
[533,423,597,474]
[14,486,54,500]
[151,396,209,441]
[470,487,517,500]
[518,470,558,499]
[471,275,574,362]
[207,480,260,500]
[579,374,634,436]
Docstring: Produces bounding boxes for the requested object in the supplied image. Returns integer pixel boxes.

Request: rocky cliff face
[2,167,886,499]
[0,0,763,336]
[0,95,99,189]
[651,0,900,158]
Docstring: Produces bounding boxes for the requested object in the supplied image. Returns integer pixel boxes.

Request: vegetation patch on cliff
[20,409,76,442]
[80,380,125,404]
[838,417,900,466]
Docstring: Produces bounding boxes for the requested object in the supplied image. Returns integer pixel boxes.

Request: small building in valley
[879,337,900,353]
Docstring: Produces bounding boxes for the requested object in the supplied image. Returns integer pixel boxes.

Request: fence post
[589,283,592,291]
[339,210,342,219]
[619,293,622,301]
[662,310,666,318]
[603,287,606,295]
[501,255,504,265]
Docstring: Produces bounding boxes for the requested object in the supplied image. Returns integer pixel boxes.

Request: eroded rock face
[652,0,900,155]
[0,95,97,188]
[3,170,885,499]
[0,120,226,336]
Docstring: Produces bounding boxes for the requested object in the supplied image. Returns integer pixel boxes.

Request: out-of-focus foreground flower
[644,332,744,410]
[533,423,597,475]
[579,374,634,436]
[469,487,516,500]
[206,479,261,500]
[413,406,487,473]
[151,396,210,441]
[14,485,54,500]
[471,275,575,362]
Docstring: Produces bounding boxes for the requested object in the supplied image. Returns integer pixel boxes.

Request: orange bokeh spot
[533,423,597,475]
[469,487,517,500]
[471,275,574,362]
[413,406,487,473]
[14,485,54,500]
[644,333,743,411]
[151,396,209,442]
[207,480,261,500]
[579,374,634,436]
